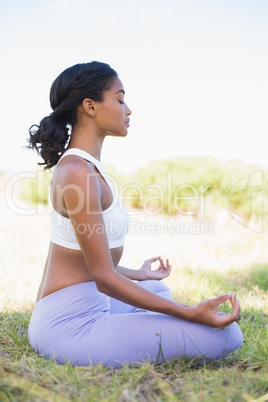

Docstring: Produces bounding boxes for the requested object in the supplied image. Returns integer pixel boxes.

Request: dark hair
[27,61,118,169]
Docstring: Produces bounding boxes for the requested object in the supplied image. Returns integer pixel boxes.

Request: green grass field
[0,261,267,401]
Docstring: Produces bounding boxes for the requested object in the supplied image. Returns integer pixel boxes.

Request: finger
[166,259,172,269]
[232,298,241,320]
[160,258,170,268]
[230,292,238,311]
[147,256,161,264]
[164,261,171,274]
[217,315,233,328]
[236,312,241,322]
[159,256,164,264]
[228,292,241,320]
[159,257,166,270]
[219,300,241,327]
[214,291,233,307]
[218,311,238,327]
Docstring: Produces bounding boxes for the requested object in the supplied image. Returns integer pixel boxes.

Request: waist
[38,243,123,301]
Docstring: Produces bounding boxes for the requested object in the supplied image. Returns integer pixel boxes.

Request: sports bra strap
[59,148,106,176]
[50,148,129,250]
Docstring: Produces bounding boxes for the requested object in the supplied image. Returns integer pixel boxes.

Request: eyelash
[119,100,124,104]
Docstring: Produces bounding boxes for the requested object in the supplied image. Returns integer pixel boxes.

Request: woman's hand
[139,256,172,280]
[190,291,241,328]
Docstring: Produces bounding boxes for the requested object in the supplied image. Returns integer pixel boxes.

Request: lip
[125,120,130,127]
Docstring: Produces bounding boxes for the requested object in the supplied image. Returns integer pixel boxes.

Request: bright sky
[0,0,267,174]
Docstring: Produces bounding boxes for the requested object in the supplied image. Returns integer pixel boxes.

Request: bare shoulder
[52,155,102,214]
[54,155,97,187]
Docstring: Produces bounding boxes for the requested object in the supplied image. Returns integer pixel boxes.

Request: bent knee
[138,280,172,298]
[226,322,243,354]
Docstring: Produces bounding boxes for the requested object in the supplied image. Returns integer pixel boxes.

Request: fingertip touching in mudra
[27,61,243,368]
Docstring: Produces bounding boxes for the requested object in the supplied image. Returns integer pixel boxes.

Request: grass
[0,264,267,402]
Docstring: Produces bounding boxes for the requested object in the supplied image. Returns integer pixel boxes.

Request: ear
[82,98,96,117]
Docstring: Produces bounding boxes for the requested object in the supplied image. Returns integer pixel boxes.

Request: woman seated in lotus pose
[27,61,243,368]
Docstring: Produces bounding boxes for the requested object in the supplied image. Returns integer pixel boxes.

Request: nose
[126,103,132,115]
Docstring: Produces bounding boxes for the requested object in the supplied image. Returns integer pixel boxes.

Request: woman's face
[94,77,132,138]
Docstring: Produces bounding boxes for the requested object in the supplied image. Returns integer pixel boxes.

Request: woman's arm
[61,164,241,328]
[116,256,172,281]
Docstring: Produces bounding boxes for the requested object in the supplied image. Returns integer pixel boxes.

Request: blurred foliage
[20,166,53,205]
[19,157,267,220]
[111,157,267,220]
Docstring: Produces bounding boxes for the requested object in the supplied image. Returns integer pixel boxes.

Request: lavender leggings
[28,281,243,368]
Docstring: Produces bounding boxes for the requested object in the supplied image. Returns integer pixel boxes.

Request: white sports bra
[49,148,129,250]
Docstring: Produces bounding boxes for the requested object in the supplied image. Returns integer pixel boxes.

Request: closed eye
[119,100,124,104]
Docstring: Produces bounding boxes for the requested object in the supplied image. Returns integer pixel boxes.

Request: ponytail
[28,112,70,170]
[27,61,118,169]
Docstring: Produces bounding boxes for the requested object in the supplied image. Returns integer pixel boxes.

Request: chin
[107,130,128,138]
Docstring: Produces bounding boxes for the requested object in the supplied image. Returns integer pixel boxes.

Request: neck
[67,127,104,161]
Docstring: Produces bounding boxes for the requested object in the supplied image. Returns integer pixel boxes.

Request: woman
[28,61,243,368]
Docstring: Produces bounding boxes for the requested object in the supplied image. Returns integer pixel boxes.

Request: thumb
[147,256,161,263]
